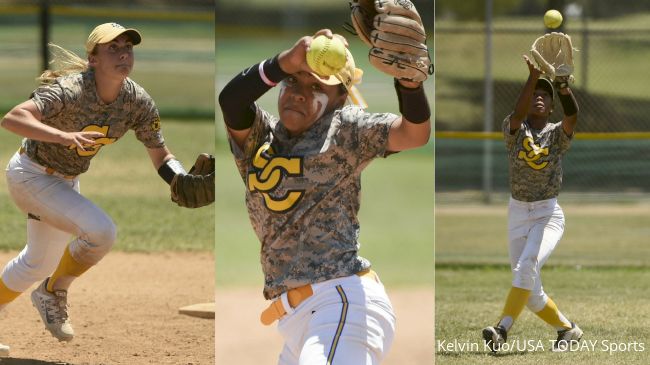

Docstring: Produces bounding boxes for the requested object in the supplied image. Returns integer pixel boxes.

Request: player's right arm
[1,100,103,150]
[218,54,289,150]
[218,32,330,150]
[509,55,542,132]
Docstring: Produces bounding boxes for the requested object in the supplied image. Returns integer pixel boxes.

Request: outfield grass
[436,203,650,267]
[435,267,650,364]
[436,201,650,364]
[0,120,214,252]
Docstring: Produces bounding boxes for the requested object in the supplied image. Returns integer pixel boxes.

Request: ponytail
[36,43,89,84]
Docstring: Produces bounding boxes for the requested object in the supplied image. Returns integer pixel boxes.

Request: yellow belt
[19,147,77,179]
[260,269,379,326]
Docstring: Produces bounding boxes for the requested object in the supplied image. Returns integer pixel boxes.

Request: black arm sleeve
[218,54,289,130]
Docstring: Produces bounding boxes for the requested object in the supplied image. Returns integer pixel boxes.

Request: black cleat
[553,322,583,352]
[482,325,507,353]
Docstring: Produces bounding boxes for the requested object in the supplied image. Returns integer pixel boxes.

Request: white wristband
[258,60,277,87]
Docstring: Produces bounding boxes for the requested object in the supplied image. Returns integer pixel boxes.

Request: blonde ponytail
[37,43,89,84]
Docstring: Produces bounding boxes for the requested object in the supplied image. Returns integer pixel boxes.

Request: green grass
[436,204,650,266]
[436,202,650,363]
[0,120,214,252]
[435,267,650,364]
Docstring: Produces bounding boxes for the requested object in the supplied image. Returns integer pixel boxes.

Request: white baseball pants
[508,197,565,312]
[276,273,396,365]
[2,151,116,292]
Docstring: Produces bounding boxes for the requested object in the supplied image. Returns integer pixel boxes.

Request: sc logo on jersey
[247,143,304,213]
[518,137,549,170]
[68,125,117,157]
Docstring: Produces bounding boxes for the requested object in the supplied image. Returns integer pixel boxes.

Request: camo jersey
[24,70,165,176]
[229,104,398,299]
[503,115,572,202]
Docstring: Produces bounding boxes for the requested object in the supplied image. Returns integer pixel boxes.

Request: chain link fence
[0,1,214,119]
[435,14,650,201]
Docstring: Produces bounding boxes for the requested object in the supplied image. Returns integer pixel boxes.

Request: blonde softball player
[218,24,431,364]
[482,55,583,353]
[0,23,213,355]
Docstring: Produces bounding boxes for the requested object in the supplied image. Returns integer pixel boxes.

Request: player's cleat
[30,279,74,342]
[482,325,507,353]
[552,322,583,352]
[0,343,9,357]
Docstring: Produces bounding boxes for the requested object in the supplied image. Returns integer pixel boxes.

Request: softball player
[0,23,205,355]
[218,29,431,364]
[482,55,583,352]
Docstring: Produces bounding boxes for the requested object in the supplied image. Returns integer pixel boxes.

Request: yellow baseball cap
[85,23,142,54]
[310,47,367,108]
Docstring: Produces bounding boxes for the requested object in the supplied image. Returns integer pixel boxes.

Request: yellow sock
[0,278,22,304]
[47,246,92,292]
[534,297,572,330]
[500,287,531,323]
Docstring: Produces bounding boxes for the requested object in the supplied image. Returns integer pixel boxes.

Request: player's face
[89,34,134,80]
[530,88,553,117]
[278,72,346,136]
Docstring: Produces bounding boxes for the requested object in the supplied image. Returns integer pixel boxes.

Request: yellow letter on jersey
[248,143,304,212]
[518,137,549,170]
[68,125,117,157]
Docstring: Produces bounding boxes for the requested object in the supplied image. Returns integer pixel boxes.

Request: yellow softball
[306,35,347,76]
[544,9,563,29]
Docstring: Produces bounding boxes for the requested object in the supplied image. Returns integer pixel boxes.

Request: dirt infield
[215,287,434,364]
[0,251,214,365]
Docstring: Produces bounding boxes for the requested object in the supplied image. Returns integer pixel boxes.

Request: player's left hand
[530,32,575,82]
[350,0,433,82]
[170,153,215,208]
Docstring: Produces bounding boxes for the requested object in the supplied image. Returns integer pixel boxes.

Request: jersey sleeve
[502,114,520,150]
[30,82,67,121]
[339,106,398,161]
[227,103,272,160]
[132,91,165,148]
[556,122,573,154]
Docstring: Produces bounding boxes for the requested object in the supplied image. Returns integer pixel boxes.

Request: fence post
[39,0,50,72]
[482,0,494,204]
[581,7,588,90]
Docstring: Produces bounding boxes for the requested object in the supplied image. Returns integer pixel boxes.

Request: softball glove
[530,32,575,82]
[171,153,215,208]
[350,0,433,82]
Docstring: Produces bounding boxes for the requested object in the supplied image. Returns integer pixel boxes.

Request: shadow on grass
[0,359,74,365]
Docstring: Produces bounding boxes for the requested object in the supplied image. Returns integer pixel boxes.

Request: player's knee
[512,257,539,289]
[526,293,548,312]
[73,219,117,264]
[90,219,117,248]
